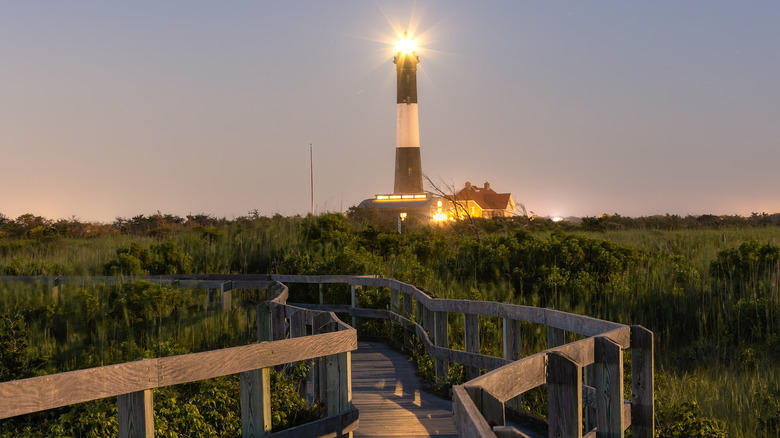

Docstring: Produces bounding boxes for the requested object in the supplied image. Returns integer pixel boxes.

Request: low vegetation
[1,210,779,436]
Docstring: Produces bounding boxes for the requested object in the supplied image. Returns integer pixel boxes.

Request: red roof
[450,182,513,211]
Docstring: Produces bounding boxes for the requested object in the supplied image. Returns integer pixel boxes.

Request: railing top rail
[0,298,356,421]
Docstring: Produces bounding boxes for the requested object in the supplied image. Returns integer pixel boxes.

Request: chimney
[484,181,490,190]
[465,181,471,189]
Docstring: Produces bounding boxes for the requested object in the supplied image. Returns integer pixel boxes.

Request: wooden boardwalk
[351,342,458,437]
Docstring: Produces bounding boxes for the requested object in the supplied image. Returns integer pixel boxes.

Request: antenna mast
[310,143,314,216]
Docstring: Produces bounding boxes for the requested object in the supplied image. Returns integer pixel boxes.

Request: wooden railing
[269,274,654,438]
[0,277,358,438]
[0,274,653,437]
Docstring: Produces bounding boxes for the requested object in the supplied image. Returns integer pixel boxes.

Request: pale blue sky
[2,1,779,221]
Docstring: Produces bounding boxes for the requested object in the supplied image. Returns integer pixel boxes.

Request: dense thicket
[1,210,779,436]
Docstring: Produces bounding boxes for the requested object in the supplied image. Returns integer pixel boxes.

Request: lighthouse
[393,33,424,195]
[358,32,435,224]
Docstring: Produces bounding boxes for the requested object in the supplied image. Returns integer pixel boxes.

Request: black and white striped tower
[393,33,424,195]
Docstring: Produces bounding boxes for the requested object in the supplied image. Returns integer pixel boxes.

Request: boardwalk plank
[351,342,458,437]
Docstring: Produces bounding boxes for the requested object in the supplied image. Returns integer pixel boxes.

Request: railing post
[314,312,333,407]
[548,352,582,438]
[631,325,654,438]
[319,283,324,305]
[390,288,399,314]
[206,288,217,309]
[51,277,61,304]
[464,313,480,381]
[596,337,624,438]
[422,306,434,340]
[465,385,505,428]
[241,300,272,437]
[434,311,449,383]
[548,326,565,349]
[221,280,232,312]
[350,285,357,328]
[241,368,272,437]
[326,350,353,437]
[272,302,286,341]
[584,362,597,432]
[257,301,272,343]
[118,389,154,438]
[289,309,308,399]
[403,291,413,352]
[503,317,522,411]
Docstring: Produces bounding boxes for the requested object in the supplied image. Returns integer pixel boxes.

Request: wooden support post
[289,309,308,399]
[325,350,353,437]
[390,288,400,346]
[257,301,271,343]
[240,367,272,437]
[221,281,232,312]
[584,363,597,432]
[465,386,505,428]
[118,389,154,438]
[290,309,306,338]
[548,352,582,438]
[403,292,413,352]
[206,288,217,309]
[548,326,565,349]
[243,299,273,437]
[272,303,286,341]
[350,285,357,329]
[596,337,624,438]
[325,354,341,415]
[464,313,480,381]
[503,318,522,361]
[339,351,353,438]
[631,325,654,438]
[415,300,423,325]
[51,278,61,304]
[422,306,434,339]
[319,283,324,305]
[503,318,522,411]
[434,311,449,383]
[314,312,332,407]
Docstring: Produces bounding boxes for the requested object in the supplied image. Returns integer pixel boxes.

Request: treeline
[2,209,780,240]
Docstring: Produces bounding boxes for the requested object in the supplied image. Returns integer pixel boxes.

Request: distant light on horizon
[552,216,563,222]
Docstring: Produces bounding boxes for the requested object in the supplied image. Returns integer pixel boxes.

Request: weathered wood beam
[595,336,624,438]
[464,313,481,381]
[118,389,154,438]
[548,352,583,438]
[631,325,654,438]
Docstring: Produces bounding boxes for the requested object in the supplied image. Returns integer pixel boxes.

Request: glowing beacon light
[396,32,416,53]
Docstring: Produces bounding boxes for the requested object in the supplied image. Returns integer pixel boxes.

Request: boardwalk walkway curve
[0,275,654,437]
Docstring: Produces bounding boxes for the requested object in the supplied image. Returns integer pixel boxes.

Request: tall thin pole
[310,143,314,216]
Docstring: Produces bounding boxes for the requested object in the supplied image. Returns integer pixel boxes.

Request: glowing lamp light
[433,212,448,222]
[396,33,416,53]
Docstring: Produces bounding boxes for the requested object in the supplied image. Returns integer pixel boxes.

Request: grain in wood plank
[0,359,157,419]
[595,337,624,438]
[117,389,154,438]
[547,352,582,438]
[157,330,356,387]
[631,325,654,438]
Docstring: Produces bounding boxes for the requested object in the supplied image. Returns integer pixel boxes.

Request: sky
[2,1,779,222]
